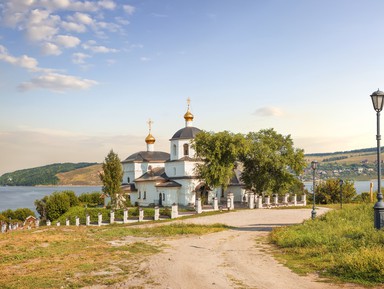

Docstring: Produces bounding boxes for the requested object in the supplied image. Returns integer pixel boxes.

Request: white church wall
[170,139,196,161]
[135,182,158,207]
[225,186,246,202]
[176,178,200,206]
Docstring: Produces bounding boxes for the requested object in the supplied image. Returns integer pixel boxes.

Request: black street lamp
[339,179,343,209]
[311,160,318,220]
[370,89,384,229]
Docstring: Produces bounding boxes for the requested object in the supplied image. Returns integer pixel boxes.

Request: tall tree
[192,130,246,191]
[99,150,124,209]
[240,129,306,195]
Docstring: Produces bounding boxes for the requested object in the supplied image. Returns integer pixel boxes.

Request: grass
[270,203,384,286]
[0,222,228,288]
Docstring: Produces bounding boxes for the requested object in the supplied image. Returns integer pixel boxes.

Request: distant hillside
[57,164,102,186]
[305,147,377,165]
[0,163,98,186]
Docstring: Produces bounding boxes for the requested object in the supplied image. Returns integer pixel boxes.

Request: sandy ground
[88,208,372,289]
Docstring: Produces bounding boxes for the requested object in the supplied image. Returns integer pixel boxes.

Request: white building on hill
[121,100,246,207]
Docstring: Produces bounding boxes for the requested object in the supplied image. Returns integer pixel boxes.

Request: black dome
[171,127,201,140]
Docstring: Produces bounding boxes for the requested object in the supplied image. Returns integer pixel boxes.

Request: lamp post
[339,179,343,209]
[311,160,318,220]
[370,89,384,229]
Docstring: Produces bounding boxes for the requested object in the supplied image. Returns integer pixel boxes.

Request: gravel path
[88,208,369,289]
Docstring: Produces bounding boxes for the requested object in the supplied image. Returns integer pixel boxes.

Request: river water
[0,186,102,213]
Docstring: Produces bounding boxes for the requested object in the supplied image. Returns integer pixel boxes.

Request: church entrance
[195,183,209,205]
[159,193,163,206]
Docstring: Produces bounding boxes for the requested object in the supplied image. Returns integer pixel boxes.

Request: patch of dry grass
[0,223,228,288]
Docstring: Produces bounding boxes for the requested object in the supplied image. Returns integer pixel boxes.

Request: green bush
[46,192,71,221]
[78,192,103,206]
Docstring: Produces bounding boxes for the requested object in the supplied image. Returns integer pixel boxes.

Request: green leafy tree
[313,178,356,204]
[192,130,246,192]
[46,192,70,221]
[13,208,35,221]
[99,150,124,210]
[239,129,306,195]
[62,190,79,207]
[35,195,49,220]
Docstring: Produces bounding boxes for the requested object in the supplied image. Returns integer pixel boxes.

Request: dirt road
[91,208,368,289]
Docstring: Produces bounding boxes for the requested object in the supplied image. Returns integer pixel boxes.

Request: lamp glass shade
[311,161,318,170]
[370,89,384,112]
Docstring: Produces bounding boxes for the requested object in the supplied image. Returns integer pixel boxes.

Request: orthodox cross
[147,118,153,133]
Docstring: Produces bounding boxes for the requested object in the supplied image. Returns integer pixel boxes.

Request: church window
[163,193,165,201]
[173,144,177,156]
[183,143,189,156]
[173,167,176,176]
[143,191,146,199]
[138,191,141,199]
[127,177,130,183]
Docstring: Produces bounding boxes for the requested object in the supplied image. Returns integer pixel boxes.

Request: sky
[1,0,384,175]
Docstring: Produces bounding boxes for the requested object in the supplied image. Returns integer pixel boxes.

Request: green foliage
[99,150,124,210]
[0,208,35,222]
[0,162,97,186]
[46,192,71,221]
[270,204,384,285]
[63,190,80,207]
[192,130,246,190]
[78,192,103,206]
[312,178,357,204]
[34,195,48,221]
[240,129,306,194]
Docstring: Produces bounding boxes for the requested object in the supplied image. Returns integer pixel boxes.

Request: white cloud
[70,12,93,25]
[18,72,98,92]
[82,40,117,53]
[123,5,135,15]
[54,35,81,48]
[0,45,39,71]
[41,42,62,55]
[61,21,86,33]
[72,52,91,64]
[98,0,116,10]
[253,106,285,117]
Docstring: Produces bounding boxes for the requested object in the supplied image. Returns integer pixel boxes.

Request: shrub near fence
[270,204,384,285]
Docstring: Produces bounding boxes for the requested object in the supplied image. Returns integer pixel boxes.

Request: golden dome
[184,109,194,121]
[145,133,155,144]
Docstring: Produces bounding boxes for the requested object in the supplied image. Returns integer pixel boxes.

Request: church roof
[229,168,244,186]
[122,151,170,163]
[135,167,167,182]
[170,126,202,140]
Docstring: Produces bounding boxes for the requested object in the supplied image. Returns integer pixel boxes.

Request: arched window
[183,143,189,156]
[173,144,177,156]
[173,167,176,176]
[163,193,165,201]
[127,177,130,183]
[143,191,146,199]
[138,191,141,199]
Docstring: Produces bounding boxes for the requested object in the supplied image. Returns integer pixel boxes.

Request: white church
[121,100,246,207]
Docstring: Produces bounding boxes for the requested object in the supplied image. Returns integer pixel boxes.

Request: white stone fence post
[172,203,179,218]
[139,208,144,222]
[123,209,129,224]
[213,197,219,211]
[98,212,102,226]
[110,210,115,224]
[154,206,160,220]
[196,198,202,214]
[248,193,255,209]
